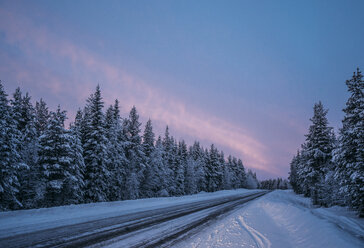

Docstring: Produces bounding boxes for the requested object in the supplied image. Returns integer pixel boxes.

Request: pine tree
[35,98,49,136]
[38,106,74,207]
[141,119,156,197]
[162,126,175,195]
[334,68,364,216]
[289,151,301,193]
[11,88,39,208]
[123,106,145,199]
[0,82,23,210]
[82,85,109,202]
[142,119,155,157]
[206,144,222,192]
[104,101,126,201]
[301,102,334,204]
[246,169,259,189]
[189,141,206,192]
[185,156,199,194]
[237,158,247,188]
[66,118,85,204]
[172,140,186,196]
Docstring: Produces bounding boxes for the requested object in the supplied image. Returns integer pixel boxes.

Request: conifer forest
[289,68,364,217]
[0,82,257,211]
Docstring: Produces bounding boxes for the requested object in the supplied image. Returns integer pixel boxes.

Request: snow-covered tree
[123,106,145,199]
[289,151,301,193]
[300,102,334,204]
[206,144,222,192]
[0,82,23,210]
[334,68,364,216]
[66,116,86,205]
[162,126,176,194]
[38,106,74,207]
[35,98,49,136]
[104,100,127,201]
[246,169,259,189]
[11,88,39,208]
[237,158,247,188]
[189,141,206,192]
[141,119,156,197]
[82,85,109,202]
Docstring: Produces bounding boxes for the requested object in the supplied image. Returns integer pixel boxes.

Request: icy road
[0,190,265,248]
[1,189,363,248]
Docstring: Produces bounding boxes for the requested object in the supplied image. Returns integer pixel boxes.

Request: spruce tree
[123,106,145,199]
[35,98,50,136]
[289,151,301,193]
[0,82,22,210]
[67,118,85,204]
[11,88,38,208]
[334,68,364,216]
[38,106,74,207]
[301,102,334,204]
[104,102,126,201]
[206,144,222,192]
[141,119,156,197]
[82,85,109,202]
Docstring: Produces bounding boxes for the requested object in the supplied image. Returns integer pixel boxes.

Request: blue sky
[1,0,363,179]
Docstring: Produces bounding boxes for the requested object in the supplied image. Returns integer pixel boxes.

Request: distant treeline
[289,68,363,217]
[0,82,259,211]
[259,178,289,190]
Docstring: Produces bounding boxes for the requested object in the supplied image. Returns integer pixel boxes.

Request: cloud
[0,7,272,174]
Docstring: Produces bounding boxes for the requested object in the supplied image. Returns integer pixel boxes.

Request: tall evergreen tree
[301,102,334,204]
[289,151,301,193]
[141,119,156,197]
[0,82,22,210]
[206,144,222,192]
[35,98,50,136]
[11,88,38,208]
[67,117,86,205]
[82,85,109,202]
[334,68,364,216]
[104,102,126,201]
[189,141,206,192]
[38,106,74,207]
[123,106,145,199]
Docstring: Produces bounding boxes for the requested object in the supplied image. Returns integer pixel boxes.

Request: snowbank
[176,190,364,248]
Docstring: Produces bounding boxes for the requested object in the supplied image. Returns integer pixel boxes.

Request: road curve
[0,191,267,248]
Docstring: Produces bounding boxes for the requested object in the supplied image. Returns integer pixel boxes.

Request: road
[0,191,267,248]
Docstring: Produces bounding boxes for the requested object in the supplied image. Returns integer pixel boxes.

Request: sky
[0,0,363,179]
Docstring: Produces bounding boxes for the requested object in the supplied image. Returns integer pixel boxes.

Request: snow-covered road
[1,190,363,248]
[176,190,364,248]
[0,189,265,248]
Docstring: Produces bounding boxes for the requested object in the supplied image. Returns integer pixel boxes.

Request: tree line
[289,68,364,217]
[0,83,258,211]
[259,178,289,190]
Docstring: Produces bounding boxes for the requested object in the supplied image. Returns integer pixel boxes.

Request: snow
[175,190,364,248]
[1,189,363,248]
[0,188,259,239]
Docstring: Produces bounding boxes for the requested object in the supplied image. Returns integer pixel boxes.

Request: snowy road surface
[176,190,364,248]
[0,189,265,248]
[1,190,363,248]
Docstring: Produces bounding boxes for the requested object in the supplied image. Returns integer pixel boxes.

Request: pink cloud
[0,8,274,174]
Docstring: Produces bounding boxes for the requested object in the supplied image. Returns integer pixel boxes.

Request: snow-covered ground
[1,189,363,248]
[176,190,364,248]
[0,188,260,239]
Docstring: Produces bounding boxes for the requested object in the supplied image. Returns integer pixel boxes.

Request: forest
[289,68,364,217]
[0,82,258,211]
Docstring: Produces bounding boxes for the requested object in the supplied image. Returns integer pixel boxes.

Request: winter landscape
[0,1,363,248]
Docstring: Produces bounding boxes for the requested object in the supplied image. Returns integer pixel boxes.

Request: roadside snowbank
[176,190,364,248]
[0,188,260,239]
